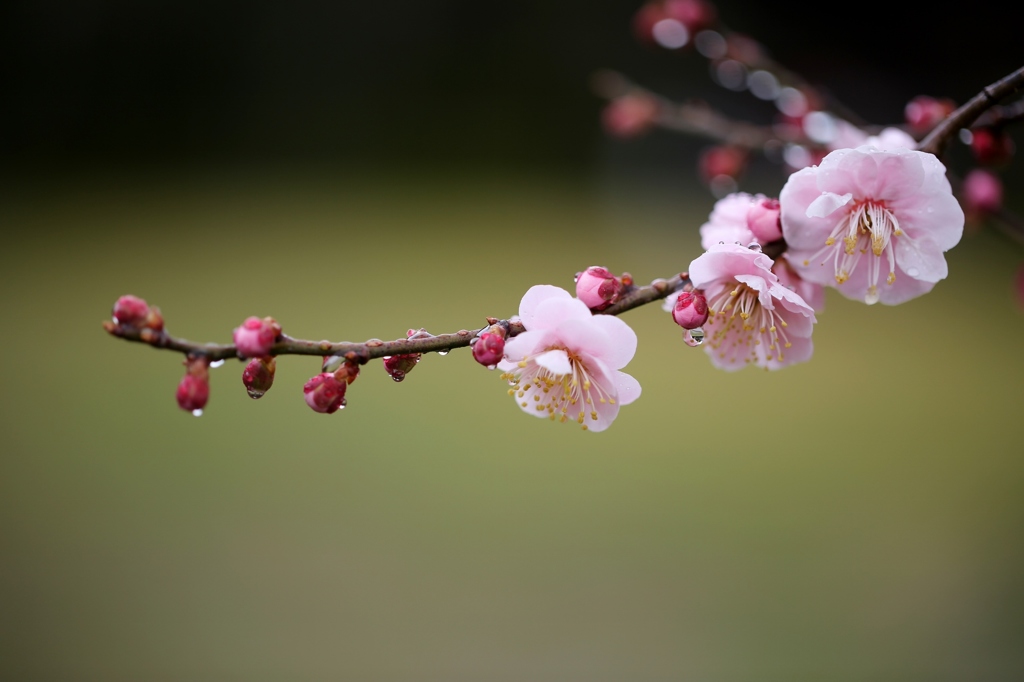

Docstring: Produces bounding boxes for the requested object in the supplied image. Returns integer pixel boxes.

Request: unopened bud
[962,169,1003,216]
[333,358,361,385]
[112,295,150,327]
[672,290,709,329]
[904,95,956,134]
[176,357,210,414]
[242,356,276,399]
[970,127,1014,166]
[602,95,659,138]
[472,331,505,368]
[303,372,346,414]
[663,0,717,35]
[747,197,782,243]
[233,316,281,358]
[144,307,164,331]
[575,266,623,310]
[383,354,420,382]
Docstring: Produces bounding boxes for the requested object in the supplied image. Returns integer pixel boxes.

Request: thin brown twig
[918,65,1024,156]
[104,273,694,364]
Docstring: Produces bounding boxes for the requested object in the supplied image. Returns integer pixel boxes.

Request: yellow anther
[577,413,585,424]
[521,402,527,407]
[769,325,776,333]
[560,415,567,423]
[533,395,540,402]
[887,271,896,285]
[591,411,597,420]
[785,342,792,348]
[825,237,835,246]
[581,425,588,431]
[517,360,527,368]
[780,320,787,327]
[583,381,590,391]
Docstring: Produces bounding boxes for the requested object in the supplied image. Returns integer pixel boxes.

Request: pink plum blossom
[497,285,640,432]
[780,145,964,305]
[700,192,783,250]
[689,243,817,371]
[233,316,281,358]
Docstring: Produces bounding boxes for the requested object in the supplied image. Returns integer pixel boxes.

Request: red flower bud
[383,354,420,382]
[672,290,709,329]
[112,295,150,327]
[602,95,659,138]
[970,128,1014,166]
[241,356,276,399]
[904,96,956,134]
[472,331,505,368]
[575,266,623,310]
[176,357,210,414]
[962,169,1003,216]
[233,316,281,358]
[303,372,346,414]
[747,198,782,243]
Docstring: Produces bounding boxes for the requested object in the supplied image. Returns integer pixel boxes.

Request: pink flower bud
[672,290,709,329]
[970,128,1014,166]
[904,96,956,134]
[112,295,150,327]
[746,198,782,243]
[472,331,505,368]
[176,357,210,414]
[699,145,747,184]
[383,354,420,382]
[233,316,281,358]
[602,95,659,138]
[303,372,346,414]
[962,169,1003,216]
[575,266,623,310]
[663,0,717,34]
[241,356,276,399]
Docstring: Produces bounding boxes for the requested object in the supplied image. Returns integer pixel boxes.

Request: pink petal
[612,370,641,406]
[502,329,556,363]
[534,349,572,375]
[584,314,638,369]
[895,236,948,283]
[518,285,572,330]
[806,191,852,218]
[532,296,593,330]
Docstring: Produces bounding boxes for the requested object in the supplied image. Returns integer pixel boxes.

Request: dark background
[3,0,1019,168]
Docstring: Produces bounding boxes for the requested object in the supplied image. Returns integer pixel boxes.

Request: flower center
[804,200,907,304]
[500,349,614,430]
[704,283,792,365]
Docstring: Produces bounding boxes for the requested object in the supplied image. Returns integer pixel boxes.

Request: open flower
[780,145,964,305]
[497,285,640,432]
[690,243,816,370]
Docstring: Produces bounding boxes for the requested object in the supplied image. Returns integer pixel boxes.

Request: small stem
[918,66,1024,156]
[104,273,694,364]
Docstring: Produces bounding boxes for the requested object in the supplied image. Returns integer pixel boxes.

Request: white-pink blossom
[780,145,964,305]
[497,285,640,432]
[699,192,782,250]
[689,243,817,371]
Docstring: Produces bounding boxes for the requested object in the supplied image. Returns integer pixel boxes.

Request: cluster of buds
[305,356,361,414]
[176,355,210,415]
[575,266,632,311]
[471,321,507,369]
[382,329,434,382]
[111,295,163,333]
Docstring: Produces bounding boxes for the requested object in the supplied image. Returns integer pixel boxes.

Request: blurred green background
[3,1,1024,680]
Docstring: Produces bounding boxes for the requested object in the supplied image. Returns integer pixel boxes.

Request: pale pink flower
[780,146,964,305]
[497,285,640,432]
[699,192,782,249]
[863,127,917,151]
[689,243,816,371]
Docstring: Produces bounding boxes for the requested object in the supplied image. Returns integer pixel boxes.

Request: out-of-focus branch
[973,97,1024,129]
[104,273,694,363]
[918,66,1024,156]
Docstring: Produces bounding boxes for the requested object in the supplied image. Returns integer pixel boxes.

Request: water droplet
[112,316,120,324]
[574,272,582,283]
[748,242,762,252]
[247,389,265,399]
[487,364,497,371]
[192,409,203,417]
[906,267,920,277]
[864,289,880,305]
[469,337,479,345]
[391,373,405,382]
[209,359,225,368]
[437,350,449,356]
[683,328,705,347]
[718,241,725,245]
[323,354,345,372]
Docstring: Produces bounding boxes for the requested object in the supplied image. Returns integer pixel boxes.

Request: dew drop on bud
[683,328,705,347]
[192,409,204,417]
[391,373,405,382]
[247,389,265,399]
[209,359,225,368]
[574,272,582,283]
[487,364,496,371]
[747,242,762,252]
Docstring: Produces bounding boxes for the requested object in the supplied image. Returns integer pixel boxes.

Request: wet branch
[918,65,1024,156]
[104,273,695,364]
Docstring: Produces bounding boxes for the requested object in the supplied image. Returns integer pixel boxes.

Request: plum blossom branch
[918,65,1024,157]
[103,273,694,363]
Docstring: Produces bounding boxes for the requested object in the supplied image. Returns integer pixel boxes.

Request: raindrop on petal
[683,328,705,347]
[906,267,920,277]
[748,242,763,252]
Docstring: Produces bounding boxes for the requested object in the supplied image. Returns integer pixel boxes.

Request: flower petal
[518,285,572,330]
[612,370,641,406]
[533,349,573,376]
[532,296,593,330]
[895,236,948,283]
[806,191,853,218]
[582,314,638,369]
